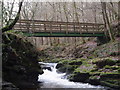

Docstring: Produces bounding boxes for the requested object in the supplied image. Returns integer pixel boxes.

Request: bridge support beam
[97,36,110,45]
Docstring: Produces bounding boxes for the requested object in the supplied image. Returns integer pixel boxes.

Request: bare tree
[101,2,114,41]
[2,1,23,33]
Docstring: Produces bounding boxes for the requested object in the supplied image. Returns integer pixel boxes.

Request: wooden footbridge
[13,19,106,37]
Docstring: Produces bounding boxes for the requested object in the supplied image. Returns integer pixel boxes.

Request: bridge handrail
[16,19,104,26]
[13,19,105,35]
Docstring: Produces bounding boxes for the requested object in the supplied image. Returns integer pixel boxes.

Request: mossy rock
[69,71,90,82]
[93,58,116,68]
[56,60,68,69]
[57,65,79,73]
[50,58,64,63]
[100,79,120,89]
[104,65,119,70]
[56,59,70,69]
[56,63,63,69]
[56,59,82,73]
[89,73,120,88]
[68,60,82,65]
[89,75,101,85]
[57,59,82,66]
[110,51,120,56]
[100,73,120,80]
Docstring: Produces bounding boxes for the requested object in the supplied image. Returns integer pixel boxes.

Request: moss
[69,70,90,82]
[57,65,79,73]
[104,65,112,69]
[100,79,120,89]
[50,58,64,63]
[58,59,70,64]
[57,59,82,67]
[56,59,82,73]
[90,68,98,72]
[74,67,81,73]
[87,55,95,59]
[118,68,120,73]
[93,58,116,68]
[68,60,82,65]
[76,58,86,61]
[89,75,100,80]
[105,79,120,85]
[68,56,120,88]
[89,75,101,85]
[104,65,119,70]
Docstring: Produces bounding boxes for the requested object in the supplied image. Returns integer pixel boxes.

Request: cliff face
[2,32,43,89]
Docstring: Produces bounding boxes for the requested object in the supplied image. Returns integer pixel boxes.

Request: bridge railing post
[66,23,68,34]
[32,20,35,33]
[27,20,30,33]
[85,25,88,33]
[50,23,52,35]
[39,22,41,32]
[93,24,95,34]
[97,25,100,34]
[73,23,75,33]
[60,24,61,32]
[79,23,82,34]
[44,24,46,32]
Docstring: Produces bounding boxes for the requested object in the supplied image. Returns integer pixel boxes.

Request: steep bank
[2,32,43,89]
[41,38,120,89]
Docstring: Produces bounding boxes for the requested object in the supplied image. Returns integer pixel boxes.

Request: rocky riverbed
[39,38,120,89]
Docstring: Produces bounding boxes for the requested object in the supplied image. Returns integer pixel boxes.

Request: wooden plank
[14,28,104,33]
[17,19,104,26]
[14,24,103,30]
[15,22,104,31]
[17,22,104,27]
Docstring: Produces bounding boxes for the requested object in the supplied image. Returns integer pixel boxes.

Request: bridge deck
[13,19,106,37]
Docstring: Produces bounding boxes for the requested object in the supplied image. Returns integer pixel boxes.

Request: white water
[38,63,104,88]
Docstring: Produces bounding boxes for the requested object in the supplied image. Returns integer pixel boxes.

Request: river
[38,62,107,89]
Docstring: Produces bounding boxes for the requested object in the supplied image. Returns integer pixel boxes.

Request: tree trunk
[101,2,114,41]
[118,1,120,21]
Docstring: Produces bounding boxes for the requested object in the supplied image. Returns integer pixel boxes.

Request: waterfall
[38,62,104,89]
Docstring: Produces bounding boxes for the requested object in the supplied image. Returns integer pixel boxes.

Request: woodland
[1,1,120,90]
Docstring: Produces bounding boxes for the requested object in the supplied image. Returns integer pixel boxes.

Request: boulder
[93,58,116,68]
[69,72,90,82]
[56,63,63,69]
[42,67,52,71]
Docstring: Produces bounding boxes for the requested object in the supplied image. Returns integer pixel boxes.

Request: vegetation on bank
[68,57,120,89]
[41,38,120,89]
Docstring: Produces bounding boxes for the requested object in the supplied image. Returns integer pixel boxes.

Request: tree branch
[2,1,23,33]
